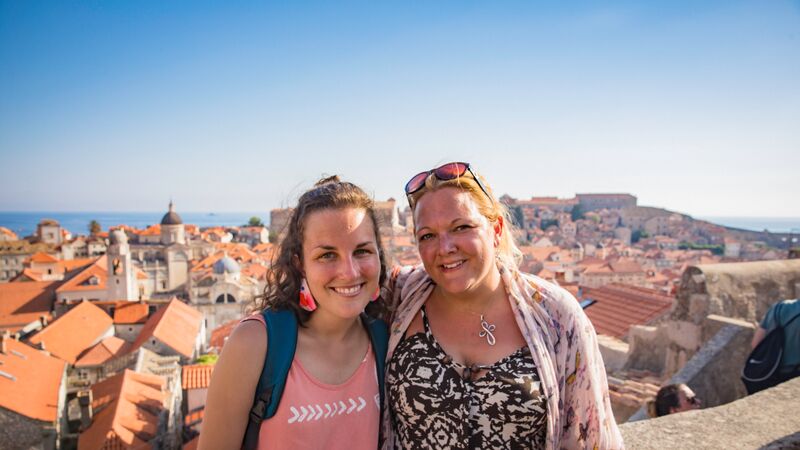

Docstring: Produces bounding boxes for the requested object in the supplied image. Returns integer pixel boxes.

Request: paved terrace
[620,377,800,449]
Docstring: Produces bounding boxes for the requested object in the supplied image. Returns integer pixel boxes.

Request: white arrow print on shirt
[288,398,369,423]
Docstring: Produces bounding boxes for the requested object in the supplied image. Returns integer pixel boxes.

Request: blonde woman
[383,162,623,449]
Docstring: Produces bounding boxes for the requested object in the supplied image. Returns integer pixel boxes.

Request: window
[579,299,596,309]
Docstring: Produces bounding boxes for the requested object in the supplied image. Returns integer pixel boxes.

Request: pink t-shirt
[244,315,380,450]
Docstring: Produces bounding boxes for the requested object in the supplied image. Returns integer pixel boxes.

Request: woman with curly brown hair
[201,176,388,450]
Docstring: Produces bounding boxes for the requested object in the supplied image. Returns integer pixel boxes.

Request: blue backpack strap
[241,309,298,450]
[364,316,389,410]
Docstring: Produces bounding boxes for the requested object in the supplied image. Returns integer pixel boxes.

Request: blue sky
[1,1,798,217]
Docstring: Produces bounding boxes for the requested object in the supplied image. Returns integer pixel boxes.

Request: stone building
[620,259,800,413]
[269,207,293,243]
[576,193,637,212]
[37,219,64,246]
[126,203,214,298]
[189,255,260,340]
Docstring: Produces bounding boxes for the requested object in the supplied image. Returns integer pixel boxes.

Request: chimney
[37,341,47,352]
[77,389,93,430]
[40,315,48,328]
[1,331,9,354]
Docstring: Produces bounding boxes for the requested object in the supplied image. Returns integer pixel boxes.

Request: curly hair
[254,175,388,324]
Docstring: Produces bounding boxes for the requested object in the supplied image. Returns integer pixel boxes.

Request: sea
[0,212,267,238]
[698,217,800,234]
[0,212,798,239]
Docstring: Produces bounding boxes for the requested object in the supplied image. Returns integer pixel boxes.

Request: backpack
[741,303,800,395]
[241,309,389,450]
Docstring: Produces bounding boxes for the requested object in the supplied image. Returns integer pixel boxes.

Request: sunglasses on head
[404,162,492,205]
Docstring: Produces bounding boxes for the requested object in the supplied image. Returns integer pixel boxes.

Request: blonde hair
[408,169,522,269]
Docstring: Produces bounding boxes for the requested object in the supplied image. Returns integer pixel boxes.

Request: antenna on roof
[0,370,16,382]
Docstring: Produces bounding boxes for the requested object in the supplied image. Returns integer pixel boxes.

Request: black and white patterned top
[387,306,548,449]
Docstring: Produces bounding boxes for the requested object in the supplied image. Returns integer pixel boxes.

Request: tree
[88,220,101,236]
[247,216,264,227]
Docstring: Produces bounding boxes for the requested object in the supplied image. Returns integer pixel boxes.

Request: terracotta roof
[580,284,675,339]
[135,268,148,280]
[0,337,67,421]
[131,299,202,358]
[29,251,59,263]
[0,226,18,239]
[56,256,108,293]
[209,318,239,350]
[182,364,215,390]
[61,258,97,271]
[75,336,131,367]
[137,225,161,236]
[241,263,268,280]
[28,301,113,364]
[10,268,46,282]
[113,302,150,324]
[78,369,165,450]
[520,246,561,262]
[0,281,57,332]
[609,260,644,274]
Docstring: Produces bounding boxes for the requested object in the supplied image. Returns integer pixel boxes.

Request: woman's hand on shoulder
[199,319,267,450]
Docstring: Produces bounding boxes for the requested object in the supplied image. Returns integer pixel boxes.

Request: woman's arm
[751,326,767,349]
[199,319,267,450]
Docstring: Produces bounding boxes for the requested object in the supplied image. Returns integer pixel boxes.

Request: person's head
[649,383,701,417]
[404,162,521,295]
[258,176,387,323]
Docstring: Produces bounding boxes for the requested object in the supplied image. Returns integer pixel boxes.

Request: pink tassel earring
[299,279,317,312]
[371,287,381,302]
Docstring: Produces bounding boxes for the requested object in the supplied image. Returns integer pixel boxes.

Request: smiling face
[300,207,381,322]
[413,187,502,298]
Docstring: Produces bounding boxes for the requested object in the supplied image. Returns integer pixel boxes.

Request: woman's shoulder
[220,314,268,366]
[514,270,586,319]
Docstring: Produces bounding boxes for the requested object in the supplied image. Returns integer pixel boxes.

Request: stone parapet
[620,377,800,449]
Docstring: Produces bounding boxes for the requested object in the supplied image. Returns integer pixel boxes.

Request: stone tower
[107,229,137,300]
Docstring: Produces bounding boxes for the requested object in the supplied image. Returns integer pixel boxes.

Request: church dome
[161,201,183,225]
[213,255,240,274]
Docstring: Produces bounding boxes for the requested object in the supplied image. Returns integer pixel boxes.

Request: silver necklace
[478,314,497,346]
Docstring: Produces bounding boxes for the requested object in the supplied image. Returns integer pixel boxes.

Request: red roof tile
[0,337,66,421]
[131,299,202,358]
[113,302,150,324]
[75,336,131,367]
[29,251,59,264]
[56,256,108,293]
[78,369,165,450]
[0,281,57,333]
[28,301,113,364]
[182,364,215,390]
[209,318,239,350]
[581,283,675,339]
